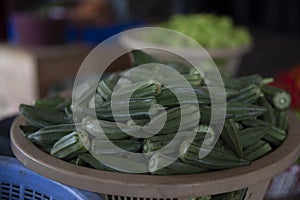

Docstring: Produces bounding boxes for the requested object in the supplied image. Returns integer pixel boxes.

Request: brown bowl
[10,111,300,199]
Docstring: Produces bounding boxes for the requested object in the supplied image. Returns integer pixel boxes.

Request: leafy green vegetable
[153,14,251,49]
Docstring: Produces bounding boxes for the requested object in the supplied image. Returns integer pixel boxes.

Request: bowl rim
[10,111,300,198]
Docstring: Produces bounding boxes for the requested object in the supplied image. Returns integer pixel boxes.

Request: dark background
[1,0,300,76]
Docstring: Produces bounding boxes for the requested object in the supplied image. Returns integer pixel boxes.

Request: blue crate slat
[0,156,102,200]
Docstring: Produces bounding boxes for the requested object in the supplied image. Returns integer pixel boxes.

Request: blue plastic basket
[0,156,102,200]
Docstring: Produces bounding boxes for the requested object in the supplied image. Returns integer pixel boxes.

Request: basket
[10,112,300,200]
[0,155,102,200]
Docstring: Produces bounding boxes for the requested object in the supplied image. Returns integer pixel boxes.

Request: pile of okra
[19,50,291,175]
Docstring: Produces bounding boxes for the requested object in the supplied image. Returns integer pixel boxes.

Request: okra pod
[27,124,78,147]
[131,50,158,66]
[275,110,289,131]
[261,85,291,110]
[258,96,276,125]
[50,131,89,160]
[82,116,140,139]
[222,119,243,158]
[244,142,272,161]
[91,138,143,154]
[263,126,286,146]
[149,153,208,175]
[19,104,70,128]
[239,127,269,149]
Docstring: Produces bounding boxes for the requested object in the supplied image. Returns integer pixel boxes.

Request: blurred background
[0,1,300,199]
[1,0,300,71]
[0,0,299,75]
[1,0,299,117]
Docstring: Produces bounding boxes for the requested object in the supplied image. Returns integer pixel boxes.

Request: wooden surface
[0,44,90,120]
[10,111,300,199]
[0,43,131,120]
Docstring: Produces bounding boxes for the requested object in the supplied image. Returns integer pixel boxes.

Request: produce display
[19,50,291,200]
[152,14,251,49]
